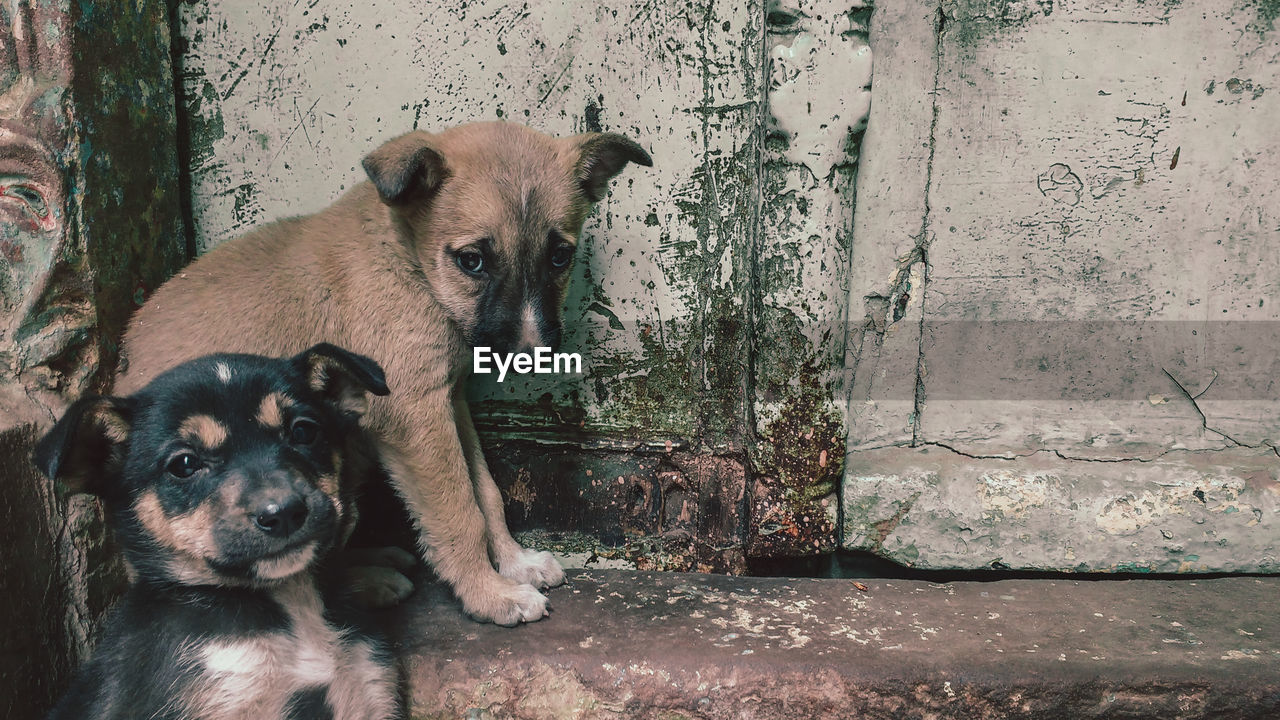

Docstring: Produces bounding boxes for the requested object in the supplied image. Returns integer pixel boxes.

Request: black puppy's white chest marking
[190,577,395,720]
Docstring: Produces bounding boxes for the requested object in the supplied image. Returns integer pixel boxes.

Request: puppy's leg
[340,563,416,609]
[378,394,548,626]
[336,445,416,609]
[453,388,565,590]
[337,534,417,609]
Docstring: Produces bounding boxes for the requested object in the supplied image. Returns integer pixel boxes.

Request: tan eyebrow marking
[178,414,228,449]
[255,392,294,429]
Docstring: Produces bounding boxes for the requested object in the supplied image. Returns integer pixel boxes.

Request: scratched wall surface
[178,0,1278,572]
[845,0,1280,571]
[178,0,758,441]
[176,0,871,568]
[751,0,872,557]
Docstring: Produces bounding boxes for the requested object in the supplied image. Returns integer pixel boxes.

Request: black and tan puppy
[117,121,652,625]
[35,345,400,720]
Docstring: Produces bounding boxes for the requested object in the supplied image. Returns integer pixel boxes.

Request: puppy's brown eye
[289,418,320,446]
[550,245,574,269]
[456,250,485,276]
[166,453,202,479]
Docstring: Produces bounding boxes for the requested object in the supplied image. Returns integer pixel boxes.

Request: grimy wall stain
[750,0,873,557]
[1,2,188,717]
[846,0,1279,572]
[177,0,1277,573]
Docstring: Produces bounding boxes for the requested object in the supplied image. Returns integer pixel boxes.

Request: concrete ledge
[843,446,1280,574]
[390,570,1279,719]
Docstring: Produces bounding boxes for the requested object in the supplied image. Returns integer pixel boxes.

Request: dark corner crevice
[748,550,1280,583]
[166,0,199,263]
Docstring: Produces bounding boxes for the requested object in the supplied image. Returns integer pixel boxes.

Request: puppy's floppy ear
[573,132,654,203]
[361,131,450,205]
[33,395,133,495]
[294,343,391,417]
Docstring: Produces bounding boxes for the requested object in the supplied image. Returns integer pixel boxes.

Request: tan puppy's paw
[465,580,550,626]
[499,548,566,590]
[344,565,415,609]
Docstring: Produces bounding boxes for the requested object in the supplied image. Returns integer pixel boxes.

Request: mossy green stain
[1246,0,1280,31]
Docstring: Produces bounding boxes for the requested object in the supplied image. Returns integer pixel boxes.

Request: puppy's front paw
[464,580,550,626]
[344,565,415,609]
[498,547,566,590]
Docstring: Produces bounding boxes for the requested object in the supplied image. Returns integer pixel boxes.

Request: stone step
[389,570,1279,719]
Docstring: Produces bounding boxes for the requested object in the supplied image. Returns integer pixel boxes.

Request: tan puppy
[117,122,652,625]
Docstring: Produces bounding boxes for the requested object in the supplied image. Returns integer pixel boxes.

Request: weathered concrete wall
[845,0,1280,571]
[175,0,875,567]
[176,0,764,441]
[177,0,1278,572]
[1,1,187,716]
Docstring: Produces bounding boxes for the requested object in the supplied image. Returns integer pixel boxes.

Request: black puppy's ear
[361,131,450,205]
[294,343,390,417]
[573,132,654,203]
[33,395,133,494]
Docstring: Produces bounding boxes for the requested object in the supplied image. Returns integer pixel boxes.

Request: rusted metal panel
[844,0,1280,571]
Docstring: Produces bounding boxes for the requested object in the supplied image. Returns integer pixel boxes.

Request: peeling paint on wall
[176,0,763,450]
[175,0,881,563]
[766,0,873,179]
[1,0,85,430]
[750,0,873,556]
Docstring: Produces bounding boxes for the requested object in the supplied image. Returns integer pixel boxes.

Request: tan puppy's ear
[33,396,133,495]
[573,132,654,202]
[294,343,391,418]
[361,132,450,205]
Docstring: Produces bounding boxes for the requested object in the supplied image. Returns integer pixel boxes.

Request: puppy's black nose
[254,495,309,538]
